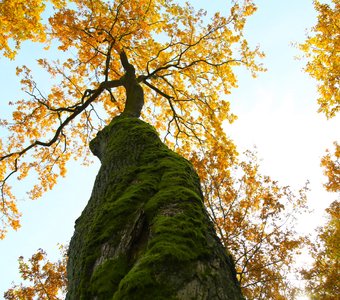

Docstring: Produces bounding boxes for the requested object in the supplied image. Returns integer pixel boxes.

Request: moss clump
[90,255,129,299]
[66,116,244,300]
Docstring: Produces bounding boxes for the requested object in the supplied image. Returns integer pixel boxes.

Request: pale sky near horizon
[0,1,339,298]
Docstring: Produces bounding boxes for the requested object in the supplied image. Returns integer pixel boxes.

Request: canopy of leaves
[193,149,309,299]
[299,0,340,118]
[299,2,340,293]
[300,141,339,299]
[4,246,67,300]
[0,0,66,59]
[301,200,340,299]
[0,0,264,239]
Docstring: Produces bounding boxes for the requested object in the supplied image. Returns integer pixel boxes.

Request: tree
[4,247,67,300]
[0,0,263,239]
[65,116,245,299]
[0,0,262,298]
[1,0,309,298]
[301,200,340,299]
[300,142,340,299]
[193,149,309,299]
[299,2,340,297]
[299,0,340,119]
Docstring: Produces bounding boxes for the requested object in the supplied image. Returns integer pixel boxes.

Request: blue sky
[0,0,339,298]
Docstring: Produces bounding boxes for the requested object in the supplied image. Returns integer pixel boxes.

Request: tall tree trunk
[66,115,244,299]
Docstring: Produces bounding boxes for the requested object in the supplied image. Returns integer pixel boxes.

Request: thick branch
[120,50,135,75]
[118,50,144,117]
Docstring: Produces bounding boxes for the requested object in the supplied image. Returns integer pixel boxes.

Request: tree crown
[0,0,264,238]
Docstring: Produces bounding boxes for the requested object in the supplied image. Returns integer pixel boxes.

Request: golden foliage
[0,0,264,238]
[300,0,340,118]
[301,142,339,298]
[4,246,67,300]
[321,142,340,193]
[301,201,340,299]
[0,0,46,59]
[0,0,66,59]
[192,148,309,299]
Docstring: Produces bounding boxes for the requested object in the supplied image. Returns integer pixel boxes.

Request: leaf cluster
[321,142,340,193]
[192,147,309,299]
[300,200,340,299]
[4,246,67,300]
[299,0,340,118]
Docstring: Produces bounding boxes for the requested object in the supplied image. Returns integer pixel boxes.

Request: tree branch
[0,83,118,205]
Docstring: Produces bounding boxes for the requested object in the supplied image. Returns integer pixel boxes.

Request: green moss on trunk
[66,116,244,300]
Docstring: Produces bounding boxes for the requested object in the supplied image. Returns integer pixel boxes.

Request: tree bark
[66,115,244,299]
[120,51,144,118]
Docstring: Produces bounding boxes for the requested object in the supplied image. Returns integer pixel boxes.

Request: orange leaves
[0,196,21,239]
[321,142,340,193]
[301,201,340,299]
[1,0,264,239]
[0,0,48,58]
[230,1,257,31]
[301,144,339,297]
[197,148,309,298]
[300,0,340,118]
[41,0,265,154]
[4,247,67,300]
[0,148,21,238]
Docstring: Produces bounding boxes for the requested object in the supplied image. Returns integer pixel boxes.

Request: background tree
[299,0,340,118]
[301,200,340,299]
[300,142,340,299]
[299,1,340,296]
[321,142,340,193]
[193,148,309,299]
[4,246,67,300]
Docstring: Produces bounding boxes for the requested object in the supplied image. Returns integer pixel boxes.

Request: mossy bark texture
[66,116,244,300]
